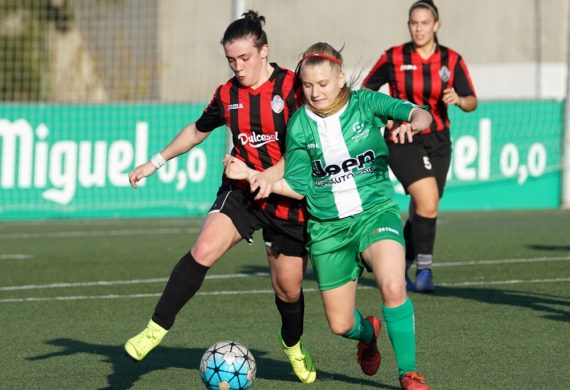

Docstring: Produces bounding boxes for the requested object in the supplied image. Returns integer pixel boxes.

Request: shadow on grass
[527,244,570,251]
[27,338,395,389]
[350,274,570,323]
[419,286,570,323]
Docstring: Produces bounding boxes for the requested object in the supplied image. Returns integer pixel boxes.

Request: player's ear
[259,44,269,60]
[338,71,346,89]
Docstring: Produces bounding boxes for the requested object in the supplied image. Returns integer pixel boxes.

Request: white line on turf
[432,256,570,267]
[1,278,569,303]
[0,227,202,240]
[0,272,271,291]
[1,255,569,292]
[0,254,32,260]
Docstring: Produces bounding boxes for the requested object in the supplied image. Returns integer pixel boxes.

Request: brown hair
[221,10,268,49]
[296,42,350,117]
[409,0,439,21]
[409,0,440,44]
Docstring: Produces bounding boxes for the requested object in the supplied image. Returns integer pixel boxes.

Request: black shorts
[386,129,452,197]
[209,186,307,257]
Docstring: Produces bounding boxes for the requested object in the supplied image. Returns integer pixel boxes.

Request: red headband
[302,53,342,65]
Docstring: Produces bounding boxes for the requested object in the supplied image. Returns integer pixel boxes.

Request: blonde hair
[296,42,350,117]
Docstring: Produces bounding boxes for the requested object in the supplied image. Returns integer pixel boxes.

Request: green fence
[394,101,563,211]
[0,101,564,220]
[0,104,225,220]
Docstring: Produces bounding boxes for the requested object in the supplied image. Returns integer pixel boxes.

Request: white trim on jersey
[305,104,364,218]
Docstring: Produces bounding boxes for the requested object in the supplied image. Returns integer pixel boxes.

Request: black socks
[275,291,305,347]
[152,252,209,330]
[151,251,305,343]
[403,219,415,267]
[410,214,437,270]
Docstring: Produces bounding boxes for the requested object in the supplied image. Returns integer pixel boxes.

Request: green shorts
[307,199,405,291]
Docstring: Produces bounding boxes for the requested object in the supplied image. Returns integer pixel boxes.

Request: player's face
[301,63,345,112]
[408,8,439,48]
[224,36,268,89]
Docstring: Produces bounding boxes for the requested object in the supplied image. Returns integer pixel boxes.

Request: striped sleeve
[453,56,476,97]
[195,85,226,132]
[362,51,390,91]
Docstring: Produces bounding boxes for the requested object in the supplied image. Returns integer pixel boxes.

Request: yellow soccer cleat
[279,336,317,384]
[124,320,168,362]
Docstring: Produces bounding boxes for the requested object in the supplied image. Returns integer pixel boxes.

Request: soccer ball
[200,340,256,390]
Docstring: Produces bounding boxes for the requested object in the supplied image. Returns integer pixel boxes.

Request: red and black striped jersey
[195,63,306,222]
[363,43,476,135]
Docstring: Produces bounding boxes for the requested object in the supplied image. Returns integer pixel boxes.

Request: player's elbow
[464,96,478,112]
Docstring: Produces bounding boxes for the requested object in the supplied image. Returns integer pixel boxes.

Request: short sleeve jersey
[195,63,306,222]
[362,43,476,135]
[284,90,416,221]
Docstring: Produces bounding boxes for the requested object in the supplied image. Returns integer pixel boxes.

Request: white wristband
[150,153,166,169]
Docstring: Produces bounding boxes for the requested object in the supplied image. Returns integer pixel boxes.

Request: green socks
[382,298,416,376]
[342,310,374,344]
[341,300,418,376]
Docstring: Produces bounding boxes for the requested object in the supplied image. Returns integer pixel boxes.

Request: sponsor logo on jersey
[439,66,450,82]
[238,131,279,148]
[400,64,417,71]
[307,143,320,149]
[351,122,370,142]
[228,103,243,111]
[312,150,375,177]
[353,122,365,133]
[271,95,285,114]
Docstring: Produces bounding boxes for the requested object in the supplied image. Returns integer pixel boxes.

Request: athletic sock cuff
[382,298,414,322]
[413,214,437,226]
[187,252,210,271]
[343,310,369,342]
[275,290,304,307]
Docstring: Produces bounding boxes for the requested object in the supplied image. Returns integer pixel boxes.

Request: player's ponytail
[221,10,268,49]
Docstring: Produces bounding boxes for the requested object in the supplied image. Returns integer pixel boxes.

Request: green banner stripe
[0,101,563,220]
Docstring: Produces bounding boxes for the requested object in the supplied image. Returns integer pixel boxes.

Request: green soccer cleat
[124,320,168,362]
[279,336,317,384]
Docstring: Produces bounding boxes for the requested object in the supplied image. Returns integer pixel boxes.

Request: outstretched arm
[129,123,209,188]
[272,178,304,200]
[248,157,285,200]
[390,107,433,144]
[223,155,303,200]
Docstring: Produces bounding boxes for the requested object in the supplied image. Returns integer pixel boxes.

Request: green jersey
[284,90,416,221]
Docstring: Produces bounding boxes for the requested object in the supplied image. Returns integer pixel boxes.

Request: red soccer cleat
[399,371,430,390]
[356,316,382,376]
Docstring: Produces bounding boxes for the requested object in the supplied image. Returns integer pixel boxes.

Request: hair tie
[302,53,342,65]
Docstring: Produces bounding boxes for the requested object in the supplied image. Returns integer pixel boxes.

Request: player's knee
[191,242,220,266]
[415,200,439,218]
[271,270,303,302]
[329,320,353,336]
[274,285,301,303]
[381,279,406,305]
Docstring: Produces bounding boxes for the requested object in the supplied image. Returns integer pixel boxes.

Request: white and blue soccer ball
[200,340,256,390]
